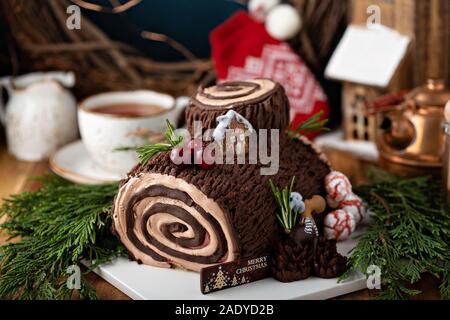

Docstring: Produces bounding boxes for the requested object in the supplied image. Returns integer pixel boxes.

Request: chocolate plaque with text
[200,255,271,294]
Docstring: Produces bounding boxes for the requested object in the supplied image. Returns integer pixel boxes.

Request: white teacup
[78,90,186,176]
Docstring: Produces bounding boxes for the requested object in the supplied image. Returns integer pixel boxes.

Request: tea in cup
[78,90,186,175]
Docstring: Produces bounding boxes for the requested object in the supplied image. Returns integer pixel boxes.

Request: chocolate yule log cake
[112,78,332,272]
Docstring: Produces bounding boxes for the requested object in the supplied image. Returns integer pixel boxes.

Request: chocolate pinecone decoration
[314,238,347,278]
[271,237,314,282]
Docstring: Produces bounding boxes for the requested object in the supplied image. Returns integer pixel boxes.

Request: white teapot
[0,72,78,161]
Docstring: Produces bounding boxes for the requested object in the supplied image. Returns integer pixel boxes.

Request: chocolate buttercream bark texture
[113,136,330,272]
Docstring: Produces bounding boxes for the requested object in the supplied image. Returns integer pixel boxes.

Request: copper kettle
[369,79,450,169]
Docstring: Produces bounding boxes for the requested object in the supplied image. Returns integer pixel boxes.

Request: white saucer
[50,140,126,184]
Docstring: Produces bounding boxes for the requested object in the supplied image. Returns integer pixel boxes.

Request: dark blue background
[82,0,245,61]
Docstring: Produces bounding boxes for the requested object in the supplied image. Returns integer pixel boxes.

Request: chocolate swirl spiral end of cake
[112,173,238,272]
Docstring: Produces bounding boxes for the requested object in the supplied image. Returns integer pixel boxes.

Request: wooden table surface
[0,139,442,300]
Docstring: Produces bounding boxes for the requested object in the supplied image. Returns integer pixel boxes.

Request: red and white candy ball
[323,171,366,241]
[339,193,365,224]
[323,209,356,241]
[325,171,352,204]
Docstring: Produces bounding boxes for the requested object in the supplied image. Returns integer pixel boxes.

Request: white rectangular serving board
[86,229,366,300]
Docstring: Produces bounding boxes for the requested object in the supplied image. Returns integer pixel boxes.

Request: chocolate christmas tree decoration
[314,238,347,278]
[269,183,327,282]
[271,237,314,282]
[213,266,229,289]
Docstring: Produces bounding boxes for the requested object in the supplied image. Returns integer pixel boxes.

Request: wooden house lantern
[325,25,411,142]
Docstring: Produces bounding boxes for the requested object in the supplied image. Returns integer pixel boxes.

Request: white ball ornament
[265,4,302,40]
[248,0,280,17]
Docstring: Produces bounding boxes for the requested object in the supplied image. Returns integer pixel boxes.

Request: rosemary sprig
[339,168,450,300]
[0,175,124,300]
[137,119,183,164]
[288,110,330,139]
[269,177,300,232]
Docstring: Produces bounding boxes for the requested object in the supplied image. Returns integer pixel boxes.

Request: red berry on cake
[198,144,216,170]
[170,147,184,165]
